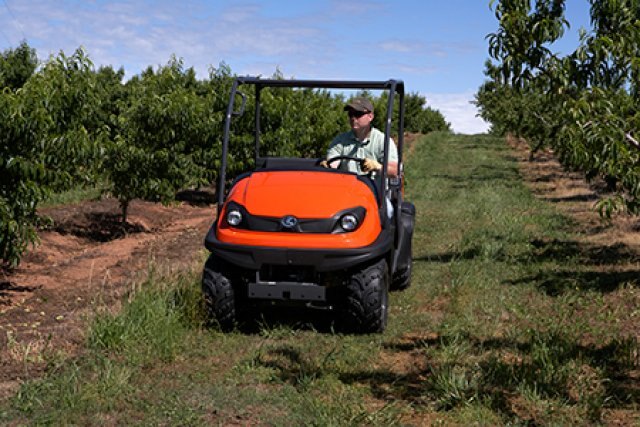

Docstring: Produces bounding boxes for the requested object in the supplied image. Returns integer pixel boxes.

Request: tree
[0,41,38,91]
[404,92,451,134]
[104,58,215,222]
[477,0,640,215]
[1,48,102,267]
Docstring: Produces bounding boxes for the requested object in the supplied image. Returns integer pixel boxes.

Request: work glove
[319,160,329,168]
[362,158,382,172]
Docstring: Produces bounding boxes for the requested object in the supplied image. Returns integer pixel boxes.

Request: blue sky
[0,1,591,134]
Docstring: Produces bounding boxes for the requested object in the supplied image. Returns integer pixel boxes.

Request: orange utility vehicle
[202,77,415,333]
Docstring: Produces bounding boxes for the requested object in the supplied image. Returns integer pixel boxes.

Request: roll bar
[217,77,405,218]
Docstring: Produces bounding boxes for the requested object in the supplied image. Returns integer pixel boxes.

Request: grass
[40,183,105,208]
[1,132,638,425]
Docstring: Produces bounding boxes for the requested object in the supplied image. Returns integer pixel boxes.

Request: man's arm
[387,161,398,177]
[380,135,399,176]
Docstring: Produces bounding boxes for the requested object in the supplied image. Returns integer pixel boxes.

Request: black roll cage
[216,77,406,217]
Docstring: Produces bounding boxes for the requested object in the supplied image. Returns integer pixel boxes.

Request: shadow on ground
[0,281,41,305]
[248,329,640,422]
[414,237,640,294]
[53,212,147,242]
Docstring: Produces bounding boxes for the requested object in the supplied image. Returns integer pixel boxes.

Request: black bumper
[204,226,392,272]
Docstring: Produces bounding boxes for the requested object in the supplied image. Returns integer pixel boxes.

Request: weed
[5,330,50,366]
[426,364,479,410]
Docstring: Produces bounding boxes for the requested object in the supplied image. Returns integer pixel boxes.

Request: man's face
[347,109,373,131]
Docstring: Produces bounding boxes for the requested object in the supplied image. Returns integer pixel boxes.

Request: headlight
[226,209,243,226]
[340,214,358,231]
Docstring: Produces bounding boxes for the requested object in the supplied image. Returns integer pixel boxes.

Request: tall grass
[87,272,205,364]
[1,132,638,425]
[40,184,105,208]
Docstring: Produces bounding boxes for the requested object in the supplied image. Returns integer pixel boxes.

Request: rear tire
[341,259,389,333]
[391,200,414,291]
[202,255,237,331]
[391,261,412,291]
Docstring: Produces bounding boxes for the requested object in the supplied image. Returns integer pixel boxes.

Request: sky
[0,1,591,134]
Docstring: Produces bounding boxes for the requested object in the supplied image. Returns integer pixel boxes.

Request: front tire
[341,259,389,333]
[202,255,237,331]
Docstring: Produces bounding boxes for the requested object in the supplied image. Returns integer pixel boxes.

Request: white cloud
[385,63,438,75]
[0,1,334,79]
[378,41,417,53]
[219,5,261,24]
[426,92,490,135]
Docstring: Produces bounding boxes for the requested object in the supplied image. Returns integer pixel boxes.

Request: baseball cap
[344,97,374,113]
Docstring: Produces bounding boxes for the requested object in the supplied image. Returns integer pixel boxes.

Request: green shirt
[326,127,398,175]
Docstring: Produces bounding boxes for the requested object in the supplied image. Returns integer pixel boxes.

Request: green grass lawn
[2,132,638,425]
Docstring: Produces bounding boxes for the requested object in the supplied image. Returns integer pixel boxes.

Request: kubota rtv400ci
[202,77,415,333]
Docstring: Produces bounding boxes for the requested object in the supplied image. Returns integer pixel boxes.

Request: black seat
[256,157,320,170]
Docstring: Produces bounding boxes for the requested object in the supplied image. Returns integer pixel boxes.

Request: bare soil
[0,197,215,395]
[509,137,640,249]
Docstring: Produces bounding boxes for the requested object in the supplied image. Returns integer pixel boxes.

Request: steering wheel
[325,156,365,169]
[323,156,378,179]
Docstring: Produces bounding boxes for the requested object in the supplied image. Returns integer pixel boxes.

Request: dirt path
[0,198,215,394]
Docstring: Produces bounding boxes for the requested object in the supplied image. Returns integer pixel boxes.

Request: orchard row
[476,0,640,216]
[0,42,449,266]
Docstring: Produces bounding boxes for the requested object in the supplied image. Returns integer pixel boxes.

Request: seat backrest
[256,157,319,170]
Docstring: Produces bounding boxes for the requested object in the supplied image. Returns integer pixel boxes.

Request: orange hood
[217,170,381,249]
[229,171,377,218]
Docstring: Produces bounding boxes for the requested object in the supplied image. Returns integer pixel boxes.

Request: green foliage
[369,91,450,135]
[259,86,344,158]
[487,0,568,88]
[477,0,640,215]
[93,65,126,137]
[0,41,38,91]
[0,47,102,267]
[404,92,451,134]
[105,58,214,221]
[199,63,235,180]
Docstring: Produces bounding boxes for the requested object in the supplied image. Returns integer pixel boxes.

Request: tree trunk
[120,199,129,225]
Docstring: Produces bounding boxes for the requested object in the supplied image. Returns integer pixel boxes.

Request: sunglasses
[348,110,369,118]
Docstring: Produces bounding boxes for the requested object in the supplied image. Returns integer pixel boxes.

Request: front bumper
[204,225,392,272]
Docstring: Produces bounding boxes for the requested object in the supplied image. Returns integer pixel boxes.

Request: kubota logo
[281,215,298,228]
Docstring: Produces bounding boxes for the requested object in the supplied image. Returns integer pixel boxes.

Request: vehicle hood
[228,170,377,218]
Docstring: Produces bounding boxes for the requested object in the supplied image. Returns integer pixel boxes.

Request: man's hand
[319,160,329,168]
[362,158,382,172]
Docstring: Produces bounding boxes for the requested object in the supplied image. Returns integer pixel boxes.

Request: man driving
[321,97,398,176]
